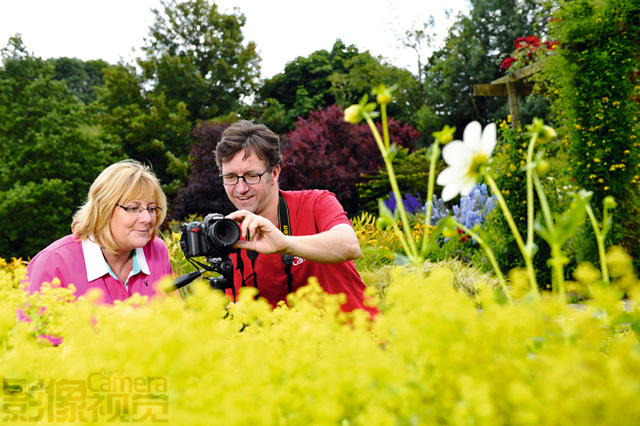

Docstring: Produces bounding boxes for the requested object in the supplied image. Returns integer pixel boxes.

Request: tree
[258,40,359,111]
[256,40,429,142]
[94,0,261,200]
[542,0,640,270]
[423,0,551,136]
[49,57,110,104]
[171,121,235,221]
[0,36,117,259]
[140,0,260,119]
[94,64,193,197]
[280,105,420,216]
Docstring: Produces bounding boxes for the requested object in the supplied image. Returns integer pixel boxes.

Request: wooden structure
[473,61,545,128]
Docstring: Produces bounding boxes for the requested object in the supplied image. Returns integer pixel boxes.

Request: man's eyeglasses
[220,169,271,186]
[115,204,163,216]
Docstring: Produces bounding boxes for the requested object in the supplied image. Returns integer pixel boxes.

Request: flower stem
[454,221,512,303]
[381,102,390,151]
[532,173,566,301]
[585,204,610,286]
[364,114,419,266]
[421,141,440,256]
[526,134,537,257]
[485,174,540,299]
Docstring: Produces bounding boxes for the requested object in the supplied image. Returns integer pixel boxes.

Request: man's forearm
[282,224,361,264]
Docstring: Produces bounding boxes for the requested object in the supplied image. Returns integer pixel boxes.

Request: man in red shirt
[215,120,378,316]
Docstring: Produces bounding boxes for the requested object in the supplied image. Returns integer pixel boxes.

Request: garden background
[1,0,640,423]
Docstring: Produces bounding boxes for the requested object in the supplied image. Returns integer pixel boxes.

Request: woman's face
[110,196,158,254]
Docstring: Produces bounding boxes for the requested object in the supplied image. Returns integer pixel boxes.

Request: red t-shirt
[229,190,379,316]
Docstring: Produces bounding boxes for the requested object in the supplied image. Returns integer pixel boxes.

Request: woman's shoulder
[31,234,79,259]
[146,235,170,252]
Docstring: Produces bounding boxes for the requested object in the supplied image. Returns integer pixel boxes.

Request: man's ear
[271,165,281,185]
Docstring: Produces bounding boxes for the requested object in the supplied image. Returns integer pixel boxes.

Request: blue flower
[383,192,398,212]
[428,195,450,226]
[383,192,424,215]
[452,183,496,234]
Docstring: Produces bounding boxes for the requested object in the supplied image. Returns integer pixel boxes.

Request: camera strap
[278,194,295,294]
[237,193,294,294]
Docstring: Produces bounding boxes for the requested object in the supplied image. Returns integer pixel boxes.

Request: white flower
[436,121,497,202]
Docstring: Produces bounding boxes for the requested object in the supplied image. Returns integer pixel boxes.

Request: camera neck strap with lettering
[237,193,294,294]
[278,194,295,294]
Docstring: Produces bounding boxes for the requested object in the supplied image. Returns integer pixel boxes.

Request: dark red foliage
[170,121,235,221]
[172,105,420,220]
[280,105,420,216]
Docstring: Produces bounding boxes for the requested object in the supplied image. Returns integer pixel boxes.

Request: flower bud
[603,196,617,209]
[343,104,362,124]
[538,125,558,143]
[432,125,456,145]
[536,160,550,176]
[527,118,557,143]
[377,92,392,106]
[373,84,394,106]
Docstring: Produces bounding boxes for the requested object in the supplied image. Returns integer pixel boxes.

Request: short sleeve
[23,250,71,292]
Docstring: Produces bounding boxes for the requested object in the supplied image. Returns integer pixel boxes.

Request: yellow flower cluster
[350,212,431,273]
[2,251,640,425]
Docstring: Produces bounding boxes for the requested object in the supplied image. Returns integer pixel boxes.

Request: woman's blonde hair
[72,159,167,254]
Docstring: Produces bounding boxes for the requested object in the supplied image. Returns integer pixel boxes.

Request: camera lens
[208,218,240,247]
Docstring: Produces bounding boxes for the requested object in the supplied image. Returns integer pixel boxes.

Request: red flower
[500,57,517,70]
[514,37,527,49]
[526,36,541,47]
[545,40,559,50]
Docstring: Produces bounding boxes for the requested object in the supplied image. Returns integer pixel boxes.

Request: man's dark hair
[215,120,282,171]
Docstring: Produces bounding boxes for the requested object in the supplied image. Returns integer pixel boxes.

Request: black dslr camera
[171,213,241,294]
[180,213,241,258]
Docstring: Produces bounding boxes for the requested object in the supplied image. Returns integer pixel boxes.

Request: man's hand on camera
[226,210,362,264]
[226,210,287,255]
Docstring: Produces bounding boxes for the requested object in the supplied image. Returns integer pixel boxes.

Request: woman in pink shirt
[23,159,173,303]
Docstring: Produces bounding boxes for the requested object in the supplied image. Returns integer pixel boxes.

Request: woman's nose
[138,209,153,223]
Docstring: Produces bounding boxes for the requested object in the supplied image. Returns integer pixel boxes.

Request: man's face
[221,149,280,217]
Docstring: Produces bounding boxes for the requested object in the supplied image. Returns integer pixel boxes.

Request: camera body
[180,213,240,258]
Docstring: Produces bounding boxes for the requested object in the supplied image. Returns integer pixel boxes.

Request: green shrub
[542,0,640,270]
[475,121,572,288]
[357,147,437,214]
